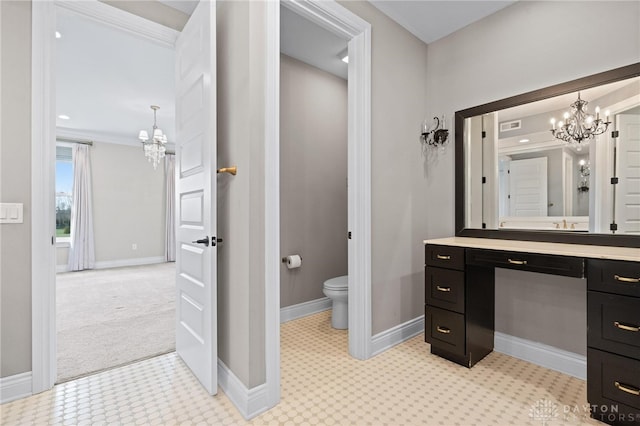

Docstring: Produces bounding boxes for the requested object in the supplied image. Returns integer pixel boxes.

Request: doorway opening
[279,4,349,340]
[51,2,179,384]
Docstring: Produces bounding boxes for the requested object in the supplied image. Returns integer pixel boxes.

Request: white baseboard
[94,256,166,270]
[217,359,271,420]
[371,315,425,357]
[0,372,32,404]
[57,256,166,273]
[280,297,331,323]
[494,332,586,380]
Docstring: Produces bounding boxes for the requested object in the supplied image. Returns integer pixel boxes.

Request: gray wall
[216,0,266,389]
[57,142,166,267]
[280,54,348,308]
[339,1,430,335]
[91,143,166,262]
[0,0,33,378]
[425,0,639,354]
[2,0,638,386]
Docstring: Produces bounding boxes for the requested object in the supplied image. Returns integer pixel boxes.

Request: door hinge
[348,231,352,240]
[611,177,619,185]
[482,176,486,184]
[482,131,486,138]
[611,130,619,138]
[482,223,486,229]
[52,236,55,245]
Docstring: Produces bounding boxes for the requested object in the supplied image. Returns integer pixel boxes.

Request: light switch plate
[0,203,24,224]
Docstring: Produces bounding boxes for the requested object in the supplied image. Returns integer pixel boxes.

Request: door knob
[192,237,210,247]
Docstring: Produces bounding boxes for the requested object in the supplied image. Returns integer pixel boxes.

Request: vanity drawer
[588,348,640,417]
[588,259,640,297]
[466,248,584,278]
[588,291,640,359]
[425,306,465,356]
[425,267,465,314]
[425,245,465,271]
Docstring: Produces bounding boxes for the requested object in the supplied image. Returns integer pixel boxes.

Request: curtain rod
[56,137,93,146]
[56,137,177,155]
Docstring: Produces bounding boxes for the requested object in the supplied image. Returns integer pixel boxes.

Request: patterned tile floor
[2,311,602,425]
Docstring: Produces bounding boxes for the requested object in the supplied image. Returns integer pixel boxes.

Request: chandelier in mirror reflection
[550,93,610,145]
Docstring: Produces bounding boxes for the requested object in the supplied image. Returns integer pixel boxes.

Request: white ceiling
[280,5,348,79]
[368,1,516,44]
[55,1,521,144]
[56,7,176,144]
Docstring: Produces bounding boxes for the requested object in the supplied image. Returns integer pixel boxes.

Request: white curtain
[165,154,176,262]
[68,144,95,271]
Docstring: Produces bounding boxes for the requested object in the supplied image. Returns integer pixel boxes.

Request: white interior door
[174,0,217,394]
[615,113,640,234]
[509,157,548,216]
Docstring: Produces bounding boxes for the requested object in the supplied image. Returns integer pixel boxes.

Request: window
[56,145,73,241]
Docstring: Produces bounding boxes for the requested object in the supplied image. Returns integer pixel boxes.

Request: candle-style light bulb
[605,110,610,121]
[595,106,600,120]
[550,118,556,129]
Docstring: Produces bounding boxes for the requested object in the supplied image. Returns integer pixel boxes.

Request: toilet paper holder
[282,255,302,269]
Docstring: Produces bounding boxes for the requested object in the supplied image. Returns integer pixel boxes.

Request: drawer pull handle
[614,381,640,396]
[614,321,640,332]
[436,326,451,334]
[436,285,451,292]
[436,254,451,260]
[614,274,640,283]
[507,258,527,265]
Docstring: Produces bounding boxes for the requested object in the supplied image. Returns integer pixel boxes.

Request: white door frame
[272,0,372,356]
[592,96,640,232]
[263,0,371,408]
[33,0,372,409]
[30,0,180,393]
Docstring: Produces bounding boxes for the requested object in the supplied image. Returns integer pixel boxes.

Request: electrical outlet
[132,243,137,250]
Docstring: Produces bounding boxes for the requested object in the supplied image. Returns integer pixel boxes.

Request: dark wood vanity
[441,63,640,423]
[424,238,639,424]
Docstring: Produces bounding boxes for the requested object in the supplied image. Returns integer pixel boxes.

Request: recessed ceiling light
[338,48,348,64]
[519,138,530,143]
[55,31,61,39]
[58,114,70,120]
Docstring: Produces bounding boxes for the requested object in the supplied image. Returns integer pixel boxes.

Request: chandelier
[138,105,167,169]
[549,93,610,145]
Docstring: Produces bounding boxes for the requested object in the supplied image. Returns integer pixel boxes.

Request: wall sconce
[578,159,590,192]
[421,115,449,148]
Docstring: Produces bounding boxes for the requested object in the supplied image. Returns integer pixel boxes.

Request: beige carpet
[56,262,176,382]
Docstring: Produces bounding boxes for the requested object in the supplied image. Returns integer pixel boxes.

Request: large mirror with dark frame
[455,63,640,247]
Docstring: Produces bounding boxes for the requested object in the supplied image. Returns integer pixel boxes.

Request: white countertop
[423,237,640,262]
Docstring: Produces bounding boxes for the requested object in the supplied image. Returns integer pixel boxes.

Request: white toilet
[323,275,348,329]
